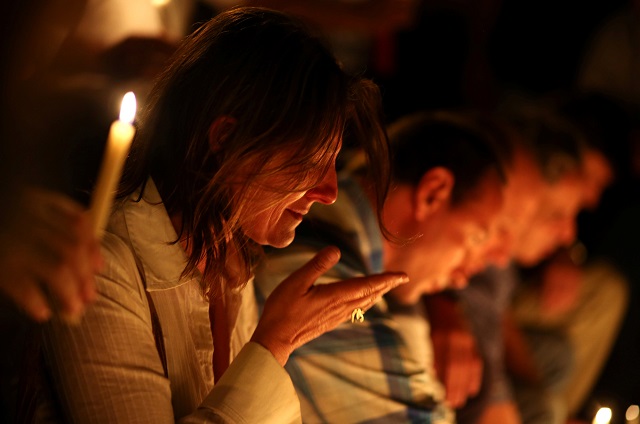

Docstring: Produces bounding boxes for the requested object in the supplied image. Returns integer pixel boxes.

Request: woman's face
[235,140,341,248]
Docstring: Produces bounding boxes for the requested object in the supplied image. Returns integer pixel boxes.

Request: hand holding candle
[89,92,136,237]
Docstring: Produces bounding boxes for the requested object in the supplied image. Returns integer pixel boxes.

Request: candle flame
[594,407,612,424]
[119,92,137,124]
[626,405,639,421]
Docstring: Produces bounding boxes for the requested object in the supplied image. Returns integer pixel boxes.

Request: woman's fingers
[315,272,409,304]
[279,246,341,294]
[253,268,409,364]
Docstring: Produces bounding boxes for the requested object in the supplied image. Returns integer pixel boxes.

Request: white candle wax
[89,92,136,237]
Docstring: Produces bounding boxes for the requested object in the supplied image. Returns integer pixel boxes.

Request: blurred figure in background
[423,112,537,413]
[576,1,640,409]
[455,106,586,424]
[448,99,627,424]
[578,0,640,113]
[1,2,105,420]
[0,0,104,324]
[510,93,628,419]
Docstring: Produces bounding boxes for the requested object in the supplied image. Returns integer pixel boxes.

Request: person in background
[576,1,640,407]
[510,93,628,419]
[422,112,529,412]
[454,103,622,424]
[255,111,506,423]
[0,0,103,324]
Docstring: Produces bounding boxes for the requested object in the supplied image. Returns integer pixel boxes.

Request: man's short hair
[388,110,506,205]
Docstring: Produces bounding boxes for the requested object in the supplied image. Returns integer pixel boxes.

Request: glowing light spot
[119,92,136,124]
[593,407,612,424]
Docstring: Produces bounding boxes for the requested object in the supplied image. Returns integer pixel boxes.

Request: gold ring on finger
[351,308,364,323]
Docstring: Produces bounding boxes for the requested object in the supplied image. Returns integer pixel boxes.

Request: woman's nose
[306,166,338,205]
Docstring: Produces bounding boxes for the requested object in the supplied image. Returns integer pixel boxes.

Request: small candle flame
[119,92,137,124]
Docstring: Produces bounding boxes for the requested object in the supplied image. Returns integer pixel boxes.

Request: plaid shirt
[255,176,454,423]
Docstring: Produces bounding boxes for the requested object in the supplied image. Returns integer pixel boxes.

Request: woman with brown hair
[38,7,407,423]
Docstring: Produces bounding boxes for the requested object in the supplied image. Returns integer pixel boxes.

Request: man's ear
[414,166,454,221]
[208,116,237,153]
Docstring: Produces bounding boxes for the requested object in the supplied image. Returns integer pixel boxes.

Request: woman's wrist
[250,333,291,367]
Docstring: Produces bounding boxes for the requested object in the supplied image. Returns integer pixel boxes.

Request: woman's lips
[287,210,304,220]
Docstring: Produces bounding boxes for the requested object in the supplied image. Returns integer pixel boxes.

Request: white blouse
[41,179,300,423]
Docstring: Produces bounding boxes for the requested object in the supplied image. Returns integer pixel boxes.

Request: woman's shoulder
[98,231,148,303]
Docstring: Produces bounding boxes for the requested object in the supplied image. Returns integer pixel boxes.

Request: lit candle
[89,92,136,237]
[593,407,612,424]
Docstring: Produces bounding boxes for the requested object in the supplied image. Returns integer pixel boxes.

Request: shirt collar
[122,179,198,291]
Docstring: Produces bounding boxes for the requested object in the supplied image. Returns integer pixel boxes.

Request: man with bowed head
[255,111,506,423]
[453,108,620,424]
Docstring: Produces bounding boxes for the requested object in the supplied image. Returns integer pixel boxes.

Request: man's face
[388,170,504,304]
[480,148,546,269]
[512,170,583,266]
[581,148,613,210]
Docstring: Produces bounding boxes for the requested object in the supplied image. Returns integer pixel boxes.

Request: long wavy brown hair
[118,7,390,298]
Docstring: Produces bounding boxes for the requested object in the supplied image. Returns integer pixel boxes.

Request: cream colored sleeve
[42,233,175,423]
[186,342,301,424]
[42,233,300,423]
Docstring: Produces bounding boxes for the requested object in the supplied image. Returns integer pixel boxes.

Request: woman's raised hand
[251,246,408,366]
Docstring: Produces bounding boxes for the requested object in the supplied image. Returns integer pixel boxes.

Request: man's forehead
[537,173,583,214]
[459,177,504,227]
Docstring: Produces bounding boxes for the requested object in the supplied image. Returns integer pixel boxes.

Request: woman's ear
[208,116,237,153]
[414,166,454,221]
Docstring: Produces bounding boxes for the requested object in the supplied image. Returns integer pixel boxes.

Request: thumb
[282,246,341,293]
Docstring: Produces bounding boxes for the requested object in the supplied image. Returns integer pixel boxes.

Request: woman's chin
[255,228,297,248]
[268,233,296,248]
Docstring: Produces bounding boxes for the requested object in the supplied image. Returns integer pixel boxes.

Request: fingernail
[325,246,341,260]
